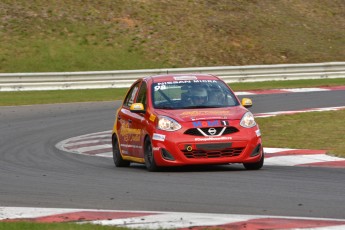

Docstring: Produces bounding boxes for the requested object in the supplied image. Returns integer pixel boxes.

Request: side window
[123,82,140,107]
[136,82,147,109]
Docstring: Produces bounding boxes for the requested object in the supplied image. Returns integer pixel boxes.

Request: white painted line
[0,207,81,219]
[235,92,255,96]
[92,212,252,229]
[264,148,297,154]
[97,152,113,158]
[283,88,330,93]
[63,139,109,147]
[77,144,112,153]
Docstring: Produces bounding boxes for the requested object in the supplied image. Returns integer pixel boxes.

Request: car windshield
[152,80,239,109]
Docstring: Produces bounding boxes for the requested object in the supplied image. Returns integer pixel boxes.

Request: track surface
[0,89,345,220]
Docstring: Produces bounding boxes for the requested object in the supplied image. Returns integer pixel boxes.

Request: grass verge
[257,109,345,158]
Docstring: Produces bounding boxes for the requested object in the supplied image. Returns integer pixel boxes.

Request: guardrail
[0,62,344,91]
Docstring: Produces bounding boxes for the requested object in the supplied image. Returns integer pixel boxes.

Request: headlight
[240,112,256,128]
[158,116,181,131]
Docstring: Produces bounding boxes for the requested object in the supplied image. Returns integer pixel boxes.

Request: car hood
[156,106,248,122]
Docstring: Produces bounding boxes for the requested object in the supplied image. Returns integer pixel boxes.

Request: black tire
[112,136,130,167]
[144,137,159,172]
[243,152,264,170]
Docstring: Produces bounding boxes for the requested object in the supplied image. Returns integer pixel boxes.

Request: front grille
[182,148,244,159]
[184,127,239,136]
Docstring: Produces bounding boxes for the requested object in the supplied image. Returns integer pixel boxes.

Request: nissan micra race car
[112,74,263,171]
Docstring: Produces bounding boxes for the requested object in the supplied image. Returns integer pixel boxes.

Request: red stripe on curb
[66,136,111,144]
[298,160,345,168]
[2,211,156,223]
[180,218,345,230]
[265,149,327,158]
[243,89,290,95]
[83,147,112,155]
[64,141,111,150]
[320,86,345,91]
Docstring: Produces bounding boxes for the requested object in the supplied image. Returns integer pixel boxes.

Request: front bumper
[151,128,263,166]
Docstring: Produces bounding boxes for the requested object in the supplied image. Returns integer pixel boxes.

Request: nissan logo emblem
[208,128,217,135]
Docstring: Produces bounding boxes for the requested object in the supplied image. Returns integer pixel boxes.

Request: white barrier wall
[0,62,344,91]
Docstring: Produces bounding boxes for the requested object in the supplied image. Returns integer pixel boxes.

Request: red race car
[112,74,263,171]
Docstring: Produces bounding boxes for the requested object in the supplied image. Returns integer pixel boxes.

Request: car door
[117,81,141,157]
[129,81,148,158]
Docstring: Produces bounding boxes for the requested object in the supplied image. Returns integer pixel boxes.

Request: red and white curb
[55,131,345,168]
[1,207,345,229]
[255,106,345,118]
[264,148,345,167]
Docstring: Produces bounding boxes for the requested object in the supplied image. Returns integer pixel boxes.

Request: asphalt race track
[0,89,345,221]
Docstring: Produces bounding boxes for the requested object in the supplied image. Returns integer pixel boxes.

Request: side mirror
[241,98,253,108]
[130,103,145,113]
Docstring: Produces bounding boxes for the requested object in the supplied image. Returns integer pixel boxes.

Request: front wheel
[243,152,264,170]
[112,136,130,167]
[144,138,159,172]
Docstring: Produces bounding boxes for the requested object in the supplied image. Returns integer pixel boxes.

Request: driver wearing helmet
[190,87,208,105]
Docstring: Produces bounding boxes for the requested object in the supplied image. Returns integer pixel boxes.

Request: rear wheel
[144,138,159,172]
[112,136,130,167]
[243,152,264,170]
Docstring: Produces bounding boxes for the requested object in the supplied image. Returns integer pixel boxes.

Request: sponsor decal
[192,120,229,128]
[195,136,232,141]
[256,129,261,137]
[121,123,141,135]
[193,80,217,83]
[154,80,218,91]
[152,133,166,141]
[181,110,231,117]
[120,144,142,149]
[154,81,191,91]
[221,120,229,126]
[120,122,141,142]
[192,120,220,127]
[152,147,160,151]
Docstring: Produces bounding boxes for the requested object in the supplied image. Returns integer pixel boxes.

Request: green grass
[0,1,344,72]
[0,222,127,230]
[1,37,167,73]
[257,110,345,158]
